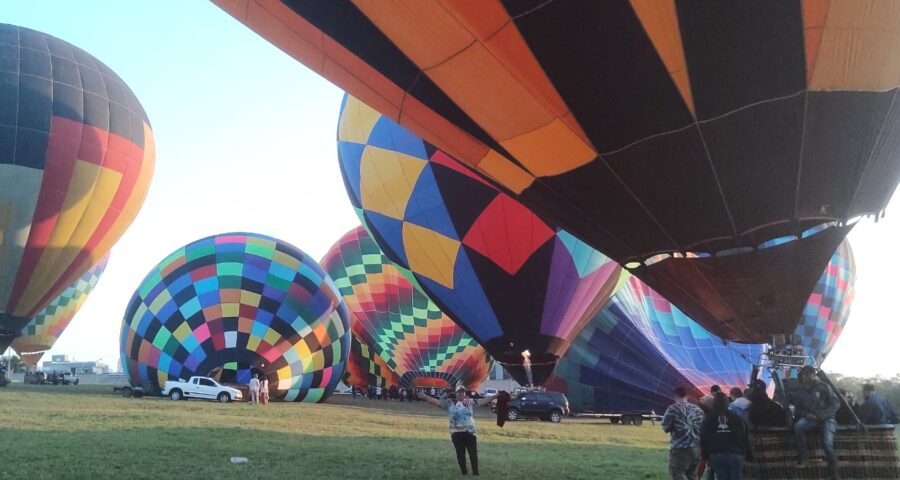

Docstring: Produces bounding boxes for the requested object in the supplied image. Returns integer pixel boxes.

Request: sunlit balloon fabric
[218,1,900,344]
[337,96,621,386]
[0,24,155,338]
[120,233,350,402]
[799,240,855,362]
[11,253,109,366]
[322,226,491,389]
[551,240,856,413]
[344,334,400,389]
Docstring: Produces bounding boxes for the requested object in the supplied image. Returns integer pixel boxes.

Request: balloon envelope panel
[12,253,109,366]
[0,24,154,337]
[344,334,400,389]
[120,233,349,402]
[796,240,855,362]
[216,2,900,344]
[322,226,491,389]
[337,95,621,386]
[552,240,855,413]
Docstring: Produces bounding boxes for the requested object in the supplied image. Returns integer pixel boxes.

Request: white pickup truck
[161,376,242,403]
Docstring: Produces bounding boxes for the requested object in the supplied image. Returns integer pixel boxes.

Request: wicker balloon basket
[745,425,900,479]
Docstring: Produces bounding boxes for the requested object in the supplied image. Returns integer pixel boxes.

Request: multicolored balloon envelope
[0,24,155,341]
[322,226,492,389]
[120,233,350,402]
[218,1,900,344]
[549,240,856,413]
[11,253,109,366]
[337,96,621,386]
[344,334,400,389]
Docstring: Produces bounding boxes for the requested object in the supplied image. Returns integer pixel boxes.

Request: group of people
[247,373,269,405]
[662,365,897,480]
[351,384,450,402]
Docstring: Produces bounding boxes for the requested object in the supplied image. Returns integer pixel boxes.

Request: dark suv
[505,391,570,423]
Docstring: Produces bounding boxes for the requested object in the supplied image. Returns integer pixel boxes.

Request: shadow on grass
[0,425,668,480]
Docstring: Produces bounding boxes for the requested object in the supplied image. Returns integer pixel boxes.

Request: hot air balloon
[336,95,621,386]
[322,226,492,389]
[217,1,900,344]
[120,233,350,402]
[549,240,855,413]
[11,253,109,366]
[344,334,400,389]
[0,24,154,347]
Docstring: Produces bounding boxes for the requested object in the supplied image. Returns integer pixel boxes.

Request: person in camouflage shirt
[662,387,705,480]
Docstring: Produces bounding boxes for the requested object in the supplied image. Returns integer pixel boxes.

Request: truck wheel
[169,389,182,401]
[550,410,562,423]
[610,417,620,424]
[217,392,231,403]
[507,408,519,421]
[121,387,133,398]
[632,416,643,426]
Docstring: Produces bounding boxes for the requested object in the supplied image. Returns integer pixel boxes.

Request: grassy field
[0,384,670,479]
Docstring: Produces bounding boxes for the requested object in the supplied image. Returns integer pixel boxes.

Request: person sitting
[701,393,754,480]
[859,383,897,425]
[790,366,840,479]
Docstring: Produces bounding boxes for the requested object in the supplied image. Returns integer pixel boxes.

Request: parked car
[505,391,570,423]
[483,388,498,397]
[161,376,242,403]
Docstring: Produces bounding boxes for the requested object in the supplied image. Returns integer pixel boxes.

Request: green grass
[0,384,670,479]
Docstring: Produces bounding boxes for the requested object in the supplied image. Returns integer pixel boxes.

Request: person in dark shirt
[701,393,753,480]
[791,366,840,479]
[859,383,897,425]
[747,380,787,427]
[834,388,859,425]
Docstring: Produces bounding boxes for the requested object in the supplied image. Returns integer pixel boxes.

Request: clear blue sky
[1,1,897,377]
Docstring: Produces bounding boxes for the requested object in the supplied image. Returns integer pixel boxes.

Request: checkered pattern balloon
[337,95,621,386]
[344,335,400,389]
[322,226,492,389]
[550,240,855,413]
[120,233,350,402]
[12,253,109,366]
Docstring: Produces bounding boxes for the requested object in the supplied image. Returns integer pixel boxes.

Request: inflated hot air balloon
[218,1,900,344]
[797,240,855,363]
[549,240,855,413]
[344,334,400,389]
[336,96,621,386]
[11,253,109,366]
[0,24,155,346]
[322,226,491,389]
[120,233,349,402]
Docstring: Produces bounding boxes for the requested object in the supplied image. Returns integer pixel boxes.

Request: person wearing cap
[790,365,840,479]
[420,385,500,476]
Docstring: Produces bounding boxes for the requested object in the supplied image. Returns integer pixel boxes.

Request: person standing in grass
[248,373,260,405]
[420,385,499,476]
[662,386,705,480]
[259,377,269,405]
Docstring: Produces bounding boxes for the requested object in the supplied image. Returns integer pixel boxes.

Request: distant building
[41,355,110,374]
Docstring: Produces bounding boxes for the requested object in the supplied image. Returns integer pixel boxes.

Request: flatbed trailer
[573,412,662,426]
